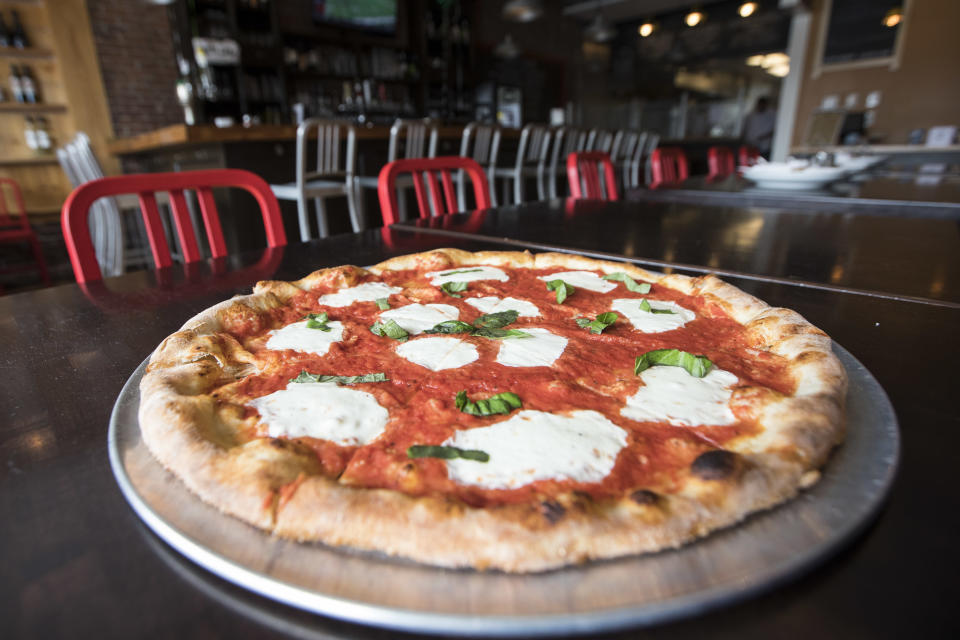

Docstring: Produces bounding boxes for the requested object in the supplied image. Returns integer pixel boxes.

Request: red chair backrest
[61,169,286,283]
[566,151,619,201]
[377,156,490,226]
[649,147,689,189]
[738,145,761,167]
[0,177,30,232]
[707,146,736,182]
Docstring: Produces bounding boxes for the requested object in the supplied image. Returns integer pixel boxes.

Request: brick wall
[86,0,182,138]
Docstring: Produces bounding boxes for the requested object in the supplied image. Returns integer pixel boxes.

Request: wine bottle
[36,116,52,151]
[10,65,24,103]
[11,10,29,49]
[24,116,38,151]
[0,13,12,48]
[20,65,37,103]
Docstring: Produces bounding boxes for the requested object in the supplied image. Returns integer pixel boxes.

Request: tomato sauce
[222,266,795,507]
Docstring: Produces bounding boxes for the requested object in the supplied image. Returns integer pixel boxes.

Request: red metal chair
[62,169,286,283]
[738,145,761,167]
[377,156,491,226]
[566,151,619,200]
[707,146,736,182]
[648,147,690,189]
[1,177,51,287]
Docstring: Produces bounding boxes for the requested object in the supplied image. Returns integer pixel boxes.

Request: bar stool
[356,118,438,222]
[649,147,689,189]
[547,127,588,199]
[378,157,490,225]
[707,146,736,182]
[567,151,618,201]
[493,123,552,205]
[458,122,501,209]
[270,118,362,241]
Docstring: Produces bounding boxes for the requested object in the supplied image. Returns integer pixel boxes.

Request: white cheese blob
[265,320,345,356]
[427,266,509,285]
[621,366,738,426]
[496,327,568,367]
[444,410,628,489]
[537,270,617,293]
[250,383,389,446]
[378,303,460,335]
[317,282,401,307]
[465,296,541,318]
[610,298,696,333]
[396,337,479,371]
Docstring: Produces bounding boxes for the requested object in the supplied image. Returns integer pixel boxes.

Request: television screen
[313,0,398,34]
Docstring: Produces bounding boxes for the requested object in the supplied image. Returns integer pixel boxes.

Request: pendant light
[502,0,544,23]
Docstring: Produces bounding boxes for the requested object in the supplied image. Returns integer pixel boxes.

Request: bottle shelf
[0,46,53,59]
[0,155,58,167]
[0,103,67,113]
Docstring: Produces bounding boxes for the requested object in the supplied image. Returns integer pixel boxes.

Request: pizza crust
[138,249,847,572]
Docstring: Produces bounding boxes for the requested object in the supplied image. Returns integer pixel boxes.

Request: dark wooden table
[3,224,958,639]
[394,198,960,305]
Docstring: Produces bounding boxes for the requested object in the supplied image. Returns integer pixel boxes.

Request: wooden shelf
[0,103,68,114]
[0,156,59,167]
[0,47,54,60]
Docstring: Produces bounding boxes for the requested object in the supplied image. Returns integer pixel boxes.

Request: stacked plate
[741,162,848,191]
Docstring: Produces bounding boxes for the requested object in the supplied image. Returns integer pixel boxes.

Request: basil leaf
[440,281,469,298]
[545,279,575,304]
[424,320,475,334]
[639,298,675,315]
[375,298,390,310]
[603,272,652,294]
[652,308,675,315]
[472,327,530,339]
[473,310,519,329]
[575,312,618,335]
[407,444,489,463]
[455,390,522,416]
[369,319,409,341]
[305,312,331,331]
[438,268,483,277]
[596,311,618,324]
[291,370,388,385]
[634,349,714,378]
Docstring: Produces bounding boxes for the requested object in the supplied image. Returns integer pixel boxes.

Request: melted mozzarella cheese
[396,337,479,371]
[317,282,401,307]
[465,296,541,318]
[378,303,459,334]
[537,270,616,293]
[610,298,696,333]
[427,266,509,285]
[265,320,345,356]
[621,366,738,426]
[250,383,388,446]
[444,410,628,489]
[496,328,567,367]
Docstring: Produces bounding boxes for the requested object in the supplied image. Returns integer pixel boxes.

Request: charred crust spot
[629,489,661,505]
[268,439,289,450]
[539,500,566,524]
[796,350,826,364]
[691,450,740,480]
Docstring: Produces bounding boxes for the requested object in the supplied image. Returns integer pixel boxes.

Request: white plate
[742,164,848,190]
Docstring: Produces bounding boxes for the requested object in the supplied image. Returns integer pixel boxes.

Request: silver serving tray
[109,345,898,637]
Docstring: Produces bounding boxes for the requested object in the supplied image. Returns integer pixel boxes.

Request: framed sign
[813,0,911,76]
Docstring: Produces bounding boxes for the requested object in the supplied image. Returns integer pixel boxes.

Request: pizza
[138,249,846,572]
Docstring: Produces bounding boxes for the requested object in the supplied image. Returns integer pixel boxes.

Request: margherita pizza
[139,249,846,572]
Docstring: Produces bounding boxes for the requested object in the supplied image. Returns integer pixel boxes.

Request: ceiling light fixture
[584,1,617,44]
[738,2,758,18]
[684,10,705,27]
[882,7,903,28]
[638,21,655,37]
[502,0,544,23]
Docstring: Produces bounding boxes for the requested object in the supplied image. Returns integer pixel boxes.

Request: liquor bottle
[10,65,24,103]
[11,10,29,49]
[0,13,12,48]
[24,116,38,151]
[35,116,52,151]
[19,65,37,103]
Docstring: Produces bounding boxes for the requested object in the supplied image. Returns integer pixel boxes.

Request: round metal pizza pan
[109,345,898,637]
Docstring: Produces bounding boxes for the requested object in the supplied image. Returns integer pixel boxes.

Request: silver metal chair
[356,118,438,221]
[611,130,641,191]
[270,119,362,241]
[586,128,614,153]
[547,127,588,199]
[629,132,659,188]
[458,122,501,209]
[493,123,552,205]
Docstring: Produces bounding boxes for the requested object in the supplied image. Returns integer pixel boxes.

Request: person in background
[743,97,776,159]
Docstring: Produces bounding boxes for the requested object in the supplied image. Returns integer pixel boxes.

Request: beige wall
[793,0,960,146]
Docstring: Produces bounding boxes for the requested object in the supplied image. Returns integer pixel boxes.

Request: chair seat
[271,180,350,201]
[357,174,416,189]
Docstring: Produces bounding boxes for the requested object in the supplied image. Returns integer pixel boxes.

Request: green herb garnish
[545,279,575,304]
[375,298,391,310]
[424,309,530,339]
[369,318,409,341]
[407,444,490,462]
[455,390,522,416]
[441,281,469,298]
[291,371,389,384]
[575,311,619,334]
[472,310,518,328]
[634,349,713,378]
[438,268,483,277]
[602,272,652,293]
[423,319,475,334]
[639,299,675,314]
[304,312,332,331]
